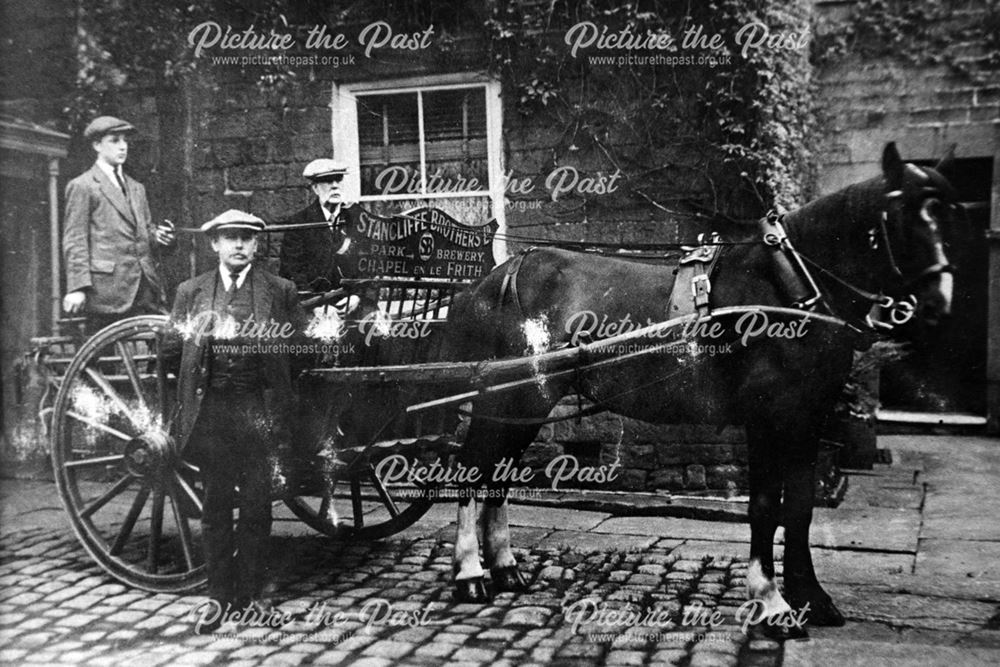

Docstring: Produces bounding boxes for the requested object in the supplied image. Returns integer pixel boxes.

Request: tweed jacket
[62,163,167,313]
[169,265,307,450]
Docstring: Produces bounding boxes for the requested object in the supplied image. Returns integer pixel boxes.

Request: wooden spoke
[154,337,169,422]
[174,472,203,516]
[66,410,131,441]
[147,488,165,574]
[110,485,150,556]
[116,341,149,414]
[167,483,196,571]
[319,494,332,523]
[84,367,136,428]
[65,454,125,469]
[80,474,133,519]
[350,476,364,528]
[368,465,400,518]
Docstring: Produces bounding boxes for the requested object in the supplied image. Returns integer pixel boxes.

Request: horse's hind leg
[483,489,530,592]
[782,443,846,627]
[453,487,487,602]
[453,416,547,601]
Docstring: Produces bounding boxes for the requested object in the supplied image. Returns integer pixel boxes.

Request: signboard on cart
[350,206,497,281]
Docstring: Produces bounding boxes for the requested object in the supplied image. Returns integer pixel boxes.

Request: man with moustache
[278,159,366,310]
[170,210,306,633]
[62,115,175,332]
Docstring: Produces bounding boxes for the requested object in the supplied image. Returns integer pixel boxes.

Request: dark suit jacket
[63,163,166,313]
[169,265,307,451]
[277,201,362,292]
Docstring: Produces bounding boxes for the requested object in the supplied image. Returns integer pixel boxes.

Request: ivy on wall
[486,0,817,219]
[813,0,1000,82]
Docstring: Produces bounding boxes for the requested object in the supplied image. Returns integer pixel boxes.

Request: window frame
[331,73,505,215]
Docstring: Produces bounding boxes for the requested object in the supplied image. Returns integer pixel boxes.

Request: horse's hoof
[491,566,530,592]
[758,616,809,641]
[453,577,490,603]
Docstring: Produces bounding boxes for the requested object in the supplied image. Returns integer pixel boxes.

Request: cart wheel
[51,315,206,592]
[284,447,445,540]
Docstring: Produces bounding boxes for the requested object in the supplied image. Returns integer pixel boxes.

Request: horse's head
[876,142,962,328]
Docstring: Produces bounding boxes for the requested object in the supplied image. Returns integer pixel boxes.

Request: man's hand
[154,219,176,246]
[63,290,87,314]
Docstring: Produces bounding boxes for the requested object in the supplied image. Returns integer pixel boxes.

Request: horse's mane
[782,176,886,251]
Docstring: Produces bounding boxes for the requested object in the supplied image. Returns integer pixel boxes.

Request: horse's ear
[935,144,957,174]
[882,142,905,190]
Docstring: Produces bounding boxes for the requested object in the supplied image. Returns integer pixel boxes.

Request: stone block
[228,164,288,190]
[685,465,706,490]
[706,465,744,489]
[649,467,685,491]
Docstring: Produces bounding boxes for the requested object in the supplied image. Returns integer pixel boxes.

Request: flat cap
[84,116,135,140]
[200,209,266,234]
[303,158,348,181]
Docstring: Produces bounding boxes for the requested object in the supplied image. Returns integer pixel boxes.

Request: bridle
[766,185,957,333]
[872,189,956,286]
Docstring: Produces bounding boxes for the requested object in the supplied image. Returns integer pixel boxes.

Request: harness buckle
[691,274,711,307]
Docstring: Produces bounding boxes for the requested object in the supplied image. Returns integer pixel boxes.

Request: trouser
[189,390,274,606]
[85,273,166,335]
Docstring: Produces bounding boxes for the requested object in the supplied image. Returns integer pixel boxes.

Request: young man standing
[62,115,175,331]
[170,210,306,633]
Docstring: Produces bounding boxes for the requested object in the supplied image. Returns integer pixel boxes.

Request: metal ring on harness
[889,297,916,325]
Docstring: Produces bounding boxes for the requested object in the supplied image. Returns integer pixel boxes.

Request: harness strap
[759,215,824,311]
[498,248,533,315]
[668,239,721,319]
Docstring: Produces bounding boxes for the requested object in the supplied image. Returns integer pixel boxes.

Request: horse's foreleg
[782,451,846,627]
[746,426,801,639]
[453,487,488,602]
[482,491,530,592]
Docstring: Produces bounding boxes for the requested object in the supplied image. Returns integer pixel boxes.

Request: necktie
[114,168,129,200]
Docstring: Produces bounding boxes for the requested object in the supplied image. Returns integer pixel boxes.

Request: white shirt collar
[95,159,123,184]
[219,263,252,291]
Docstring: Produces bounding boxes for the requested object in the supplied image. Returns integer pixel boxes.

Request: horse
[440,143,960,639]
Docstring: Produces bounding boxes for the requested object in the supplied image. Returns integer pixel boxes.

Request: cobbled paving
[0,526,786,666]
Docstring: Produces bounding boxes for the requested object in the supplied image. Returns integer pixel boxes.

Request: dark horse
[442,143,959,637]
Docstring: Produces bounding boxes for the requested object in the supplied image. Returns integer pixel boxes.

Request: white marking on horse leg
[483,498,516,569]
[453,497,484,580]
[747,557,791,618]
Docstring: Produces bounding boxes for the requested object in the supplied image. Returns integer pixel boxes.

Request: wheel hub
[124,430,177,480]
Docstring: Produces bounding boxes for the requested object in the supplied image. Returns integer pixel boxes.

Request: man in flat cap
[62,115,175,332]
[170,210,306,633]
[277,158,364,302]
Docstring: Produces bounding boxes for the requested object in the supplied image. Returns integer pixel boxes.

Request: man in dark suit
[278,158,364,302]
[170,210,306,633]
[62,115,175,332]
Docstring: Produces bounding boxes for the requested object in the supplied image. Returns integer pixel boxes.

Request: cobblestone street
[2,435,1000,666]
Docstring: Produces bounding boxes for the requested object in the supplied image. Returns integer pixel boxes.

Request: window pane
[358,92,419,196]
[423,88,488,193]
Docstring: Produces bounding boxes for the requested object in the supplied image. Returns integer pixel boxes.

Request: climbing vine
[813,0,1000,82]
[485,0,818,220]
